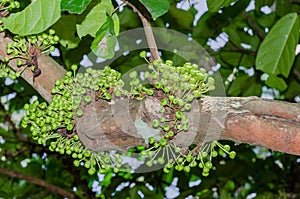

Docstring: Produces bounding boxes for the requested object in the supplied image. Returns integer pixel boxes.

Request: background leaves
[207,0,237,12]
[52,15,81,49]
[256,13,299,78]
[139,0,170,20]
[76,0,114,38]
[61,0,92,14]
[3,0,61,36]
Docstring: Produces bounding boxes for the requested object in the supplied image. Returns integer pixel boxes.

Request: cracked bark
[1,33,300,156]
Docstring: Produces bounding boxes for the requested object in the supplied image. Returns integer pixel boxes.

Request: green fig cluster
[138,139,236,176]
[22,65,146,175]
[127,70,154,99]
[133,55,235,176]
[146,59,215,140]
[0,62,20,80]
[4,29,59,77]
[22,53,236,176]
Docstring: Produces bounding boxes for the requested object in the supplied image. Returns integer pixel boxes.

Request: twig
[0,167,77,199]
[243,13,265,40]
[293,68,300,79]
[121,0,161,62]
[112,2,125,14]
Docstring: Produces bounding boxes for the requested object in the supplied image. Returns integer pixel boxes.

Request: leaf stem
[121,0,161,62]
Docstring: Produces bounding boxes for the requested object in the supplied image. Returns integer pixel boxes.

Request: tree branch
[121,0,161,62]
[243,13,265,40]
[0,33,65,103]
[0,167,77,199]
[76,96,300,156]
[0,32,300,156]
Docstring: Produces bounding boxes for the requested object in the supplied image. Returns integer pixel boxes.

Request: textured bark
[0,33,65,103]
[76,96,300,156]
[1,34,300,156]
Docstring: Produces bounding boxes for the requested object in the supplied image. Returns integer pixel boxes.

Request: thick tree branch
[0,33,299,156]
[208,97,300,156]
[0,167,77,199]
[76,96,300,156]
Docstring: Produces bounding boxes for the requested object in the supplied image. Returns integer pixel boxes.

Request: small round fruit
[88,167,96,175]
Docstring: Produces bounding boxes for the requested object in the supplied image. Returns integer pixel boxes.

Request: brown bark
[1,33,300,156]
[0,33,65,103]
[76,96,300,156]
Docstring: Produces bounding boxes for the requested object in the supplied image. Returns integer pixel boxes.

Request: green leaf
[90,17,117,59]
[168,5,194,28]
[256,13,300,78]
[207,0,236,12]
[220,189,231,199]
[129,186,142,199]
[227,73,262,97]
[61,0,92,14]
[140,0,170,20]
[257,12,276,28]
[52,15,80,49]
[118,7,140,29]
[256,192,275,199]
[220,52,242,66]
[112,13,120,36]
[76,0,114,38]
[275,0,296,17]
[222,24,241,46]
[3,0,61,36]
[223,180,235,191]
[265,74,287,91]
[162,168,174,184]
[285,80,300,99]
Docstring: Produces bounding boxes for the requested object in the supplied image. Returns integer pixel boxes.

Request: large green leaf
[90,16,117,59]
[140,0,170,20]
[3,0,61,36]
[207,0,236,12]
[76,0,114,38]
[265,74,287,91]
[52,15,80,49]
[256,13,300,78]
[61,0,92,14]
